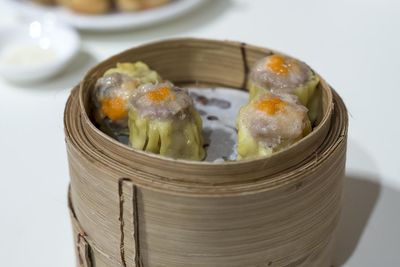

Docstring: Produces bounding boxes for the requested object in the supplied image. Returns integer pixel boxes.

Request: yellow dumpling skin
[104,62,162,85]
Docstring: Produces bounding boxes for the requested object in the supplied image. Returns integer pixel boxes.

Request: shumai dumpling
[128,82,205,161]
[237,92,311,160]
[92,62,162,138]
[249,54,319,106]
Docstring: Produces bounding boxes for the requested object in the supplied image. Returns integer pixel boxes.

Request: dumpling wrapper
[237,92,311,160]
[104,62,162,85]
[129,82,205,161]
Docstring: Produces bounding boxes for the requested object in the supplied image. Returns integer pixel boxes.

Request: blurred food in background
[33,0,170,14]
[34,0,56,5]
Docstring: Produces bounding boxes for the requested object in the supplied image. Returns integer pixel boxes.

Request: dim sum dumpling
[237,92,311,160]
[128,82,205,161]
[249,54,319,106]
[92,62,162,137]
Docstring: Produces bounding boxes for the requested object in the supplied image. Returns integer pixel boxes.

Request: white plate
[7,0,205,31]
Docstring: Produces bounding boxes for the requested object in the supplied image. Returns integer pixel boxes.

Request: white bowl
[0,19,80,83]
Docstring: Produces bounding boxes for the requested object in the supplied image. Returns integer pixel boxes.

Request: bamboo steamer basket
[64,38,348,267]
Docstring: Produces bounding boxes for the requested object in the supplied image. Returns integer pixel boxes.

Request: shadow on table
[333,175,381,266]
[81,0,235,40]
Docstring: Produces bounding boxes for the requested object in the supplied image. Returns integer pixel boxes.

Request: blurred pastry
[58,0,111,14]
[116,0,169,11]
[142,0,169,9]
[33,0,56,5]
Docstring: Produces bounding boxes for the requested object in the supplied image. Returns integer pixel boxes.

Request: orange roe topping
[256,97,287,115]
[146,86,175,103]
[266,55,291,75]
[101,97,128,121]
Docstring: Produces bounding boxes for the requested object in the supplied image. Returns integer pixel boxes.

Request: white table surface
[0,0,399,266]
